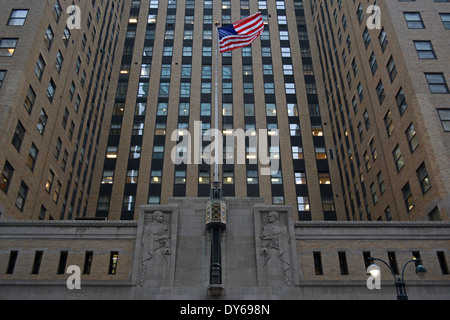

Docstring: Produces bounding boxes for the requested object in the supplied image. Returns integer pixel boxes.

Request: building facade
[0,0,448,223]
[309,0,450,222]
[0,0,449,300]
[0,0,126,220]
[1,198,450,300]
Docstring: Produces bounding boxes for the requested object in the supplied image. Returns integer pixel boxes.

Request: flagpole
[214,22,220,184]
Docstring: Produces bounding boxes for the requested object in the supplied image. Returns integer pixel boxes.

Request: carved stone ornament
[140,211,171,286]
[260,211,292,287]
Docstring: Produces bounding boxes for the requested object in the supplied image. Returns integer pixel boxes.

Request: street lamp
[368,257,427,300]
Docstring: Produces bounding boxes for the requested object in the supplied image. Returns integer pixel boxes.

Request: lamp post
[368,257,427,300]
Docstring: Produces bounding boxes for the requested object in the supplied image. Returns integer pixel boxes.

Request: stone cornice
[0,219,138,227]
[293,220,450,228]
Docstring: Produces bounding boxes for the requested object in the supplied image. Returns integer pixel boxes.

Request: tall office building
[0,0,126,220]
[308,0,449,221]
[0,0,448,223]
[85,0,344,221]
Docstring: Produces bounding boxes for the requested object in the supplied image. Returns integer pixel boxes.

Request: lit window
[0,38,18,56]
[108,252,118,275]
[106,146,118,159]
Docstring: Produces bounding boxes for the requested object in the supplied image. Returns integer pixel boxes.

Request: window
[54,137,62,160]
[106,146,118,159]
[6,251,18,274]
[437,252,449,275]
[396,88,408,115]
[318,172,331,185]
[376,80,385,104]
[37,109,48,135]
[126,170,139,183]
[406,123,419,152]
[0,38,18,56]
[246,170,258,185]
[393,145,405,171]
[97,195,111,211]
[8,9,29,26]
[322,198,335,211]
[12,121,26,151]
[313,252,323,275]
[404,12,424,29]
[370,183,378,205]
[384,111,395,137]
[129,145,141,159]
[102,170,114,184]
[199,171,210,184]
[152,146,164,159]
[388,252,399,275]
[53,1,62,21]
[416,162,431,194]
[437,109,450,131]
[439,13,450,29]
[83,251,93,275]
[1,161,14,193]
[377,172,386,195]
[45,170,54,193]
[31,251,43,274]
[15,181,28,211]
[266,103,276,116]
[425,73,449,93]
[295,172,307,185]
[223,171,234,184]
[44,26,54,49]
[174,170,186,184]
[0,70,5,91]
[387,57,397,82]
[150,170,162,184]
[402,183,415,212]
[222,103,232,116]
[378,28,388,52]
[57,251,68,274]
[271,171,282,185]
[46,79,56,102]
[297,196,310,211]
[108,252,118,275]
[292,146,303,159]
[414,41,436,59]
[123,195,135,211]
[27,143,39,171]
[338,252,349,275]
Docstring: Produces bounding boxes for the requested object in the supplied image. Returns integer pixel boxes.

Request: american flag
[218,12,264,53]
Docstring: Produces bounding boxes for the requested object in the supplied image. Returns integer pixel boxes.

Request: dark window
[338,251,349,275]
[57,251,68,274]
[313,251,323,275]
[83,251,93,275]
[437,251,449,275]
[6,251,18,274]
[12,121,26,151]
[31,251,43,274]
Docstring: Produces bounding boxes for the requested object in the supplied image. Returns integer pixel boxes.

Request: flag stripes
[218,12,264,53]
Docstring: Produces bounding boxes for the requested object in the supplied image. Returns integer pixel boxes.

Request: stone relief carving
[260,211,292,287]
[140,211,171,286]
